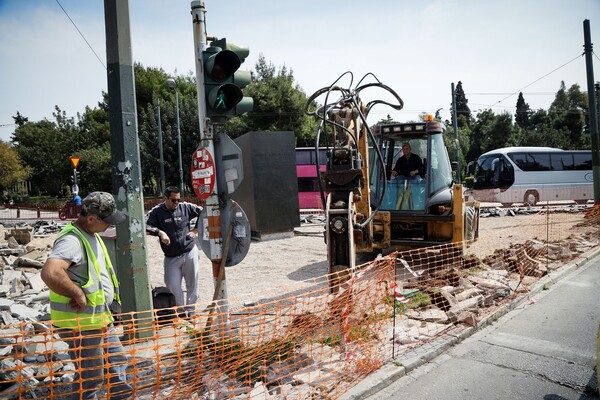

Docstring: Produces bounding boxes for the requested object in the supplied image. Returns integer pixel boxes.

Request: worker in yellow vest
[41,192,132,399]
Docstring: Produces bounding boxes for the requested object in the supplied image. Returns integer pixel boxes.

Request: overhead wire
[486,53,583,109]
[55,0,106,70]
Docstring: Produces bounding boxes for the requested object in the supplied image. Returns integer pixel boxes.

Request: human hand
[187,230,198,239]
[159,231,171,245]
[391,171,398,178]
[69,290,87,312]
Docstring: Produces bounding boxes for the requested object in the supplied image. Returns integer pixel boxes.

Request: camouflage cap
[82,191,126,225]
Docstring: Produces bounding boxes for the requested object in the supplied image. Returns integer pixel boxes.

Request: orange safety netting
[1,205,599,399]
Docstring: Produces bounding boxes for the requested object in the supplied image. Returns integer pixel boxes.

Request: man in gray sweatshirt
[146,186,202,313]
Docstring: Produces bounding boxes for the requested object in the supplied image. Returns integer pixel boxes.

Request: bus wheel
[524,190,539,206]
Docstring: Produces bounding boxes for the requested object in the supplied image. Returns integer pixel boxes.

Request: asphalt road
[362,254,600,400]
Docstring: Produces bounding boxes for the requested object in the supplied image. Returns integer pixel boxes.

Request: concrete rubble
[0,216,597,399]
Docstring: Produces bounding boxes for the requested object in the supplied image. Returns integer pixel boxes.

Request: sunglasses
[168,198,181,203]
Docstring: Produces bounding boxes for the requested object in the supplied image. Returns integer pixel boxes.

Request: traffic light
[202,38,253,121]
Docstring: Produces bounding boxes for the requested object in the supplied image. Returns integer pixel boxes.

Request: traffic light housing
[203,38,253,121]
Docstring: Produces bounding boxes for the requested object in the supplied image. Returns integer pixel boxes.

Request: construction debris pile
[0,209,598,399]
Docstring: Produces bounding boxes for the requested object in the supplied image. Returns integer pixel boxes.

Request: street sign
[191,147,216,200]
[69,156,80,169]
[218,134,244,194]
[196,199,251,266]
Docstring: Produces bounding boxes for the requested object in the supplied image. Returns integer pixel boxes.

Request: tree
[548,82,588,149]
[515,92,531,129]
[453,81,472,128]
[469,110,520,156]
[223,55,318,147]
[11,115,73,196]
[0,140,31,193]
[136,66,199,195]
[12,112,29,127]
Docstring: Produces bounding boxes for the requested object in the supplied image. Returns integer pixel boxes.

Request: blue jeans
[58,325,132,399]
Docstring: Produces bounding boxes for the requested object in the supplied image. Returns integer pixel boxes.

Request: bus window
[509,153,551,171]
[574,153,592,170]
[550,153,573,171]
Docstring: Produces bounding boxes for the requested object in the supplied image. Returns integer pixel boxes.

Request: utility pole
[104,0,152,339]
[191,1,229,328]
[156,98,166,195]
[451,82,461,183]
[584,19,600,204]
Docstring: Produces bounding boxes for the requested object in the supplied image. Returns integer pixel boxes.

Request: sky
[0,0,599,143]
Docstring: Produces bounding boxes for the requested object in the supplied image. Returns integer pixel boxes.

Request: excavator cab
[370,121,453,214]
[367,120,475,251]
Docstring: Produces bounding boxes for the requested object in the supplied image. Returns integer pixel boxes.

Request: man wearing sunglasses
[146,186,202,316]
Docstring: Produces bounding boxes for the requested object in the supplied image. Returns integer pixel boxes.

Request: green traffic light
[215,90,227,110]
[203,39,254,119]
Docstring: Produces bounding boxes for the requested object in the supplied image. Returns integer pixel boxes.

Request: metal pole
[103,0,152,339]
[156,98,166,194]
[584,19,600,203]
[191,1,230,329]
[175,89,185,198]
[451,82,461,183]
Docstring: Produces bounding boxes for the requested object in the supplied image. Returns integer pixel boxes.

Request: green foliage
[77,142,113,193]
[384,291,432,314]
[0,140,31,190]
[223,55,319,146]
[136,66,199,195]
[5,59,592,197]
[454,81,471,127]
[11,113,73,196]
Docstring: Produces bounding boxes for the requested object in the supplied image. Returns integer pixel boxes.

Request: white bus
[471,147,593,206]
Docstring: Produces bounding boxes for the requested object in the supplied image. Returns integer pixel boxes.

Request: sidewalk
[342,249,600,400]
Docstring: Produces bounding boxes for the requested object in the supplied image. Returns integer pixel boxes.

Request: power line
[55,0,106,70]
[487,54,583,108]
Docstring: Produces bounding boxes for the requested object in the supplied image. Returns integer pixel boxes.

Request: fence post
[16,207,20,219]
[37,207,41,219]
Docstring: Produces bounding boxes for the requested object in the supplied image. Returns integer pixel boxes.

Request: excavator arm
[305,73,404,292]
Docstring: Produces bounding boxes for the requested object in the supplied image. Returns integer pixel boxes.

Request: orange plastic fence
[0,206,598,399]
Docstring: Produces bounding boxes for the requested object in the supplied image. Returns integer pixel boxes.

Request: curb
[339,247,600,400]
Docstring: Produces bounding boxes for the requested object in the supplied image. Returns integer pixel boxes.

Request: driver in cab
[391,142,423,179]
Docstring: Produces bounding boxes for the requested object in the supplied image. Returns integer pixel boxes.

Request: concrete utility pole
[104,0,153,339]
[584,19,600,203]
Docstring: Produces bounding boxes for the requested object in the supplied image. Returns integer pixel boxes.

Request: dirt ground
[143,207,590,309]
[15,206,591,311]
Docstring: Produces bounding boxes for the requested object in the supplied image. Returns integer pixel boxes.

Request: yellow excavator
[305,73,480,291]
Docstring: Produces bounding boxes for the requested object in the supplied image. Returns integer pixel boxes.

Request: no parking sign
[191,147,215,200]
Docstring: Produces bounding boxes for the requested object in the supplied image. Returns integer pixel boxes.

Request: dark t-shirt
[393,154,423,177]
[146,202,202,257]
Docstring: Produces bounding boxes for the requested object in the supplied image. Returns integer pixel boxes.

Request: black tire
[464,206,477,242]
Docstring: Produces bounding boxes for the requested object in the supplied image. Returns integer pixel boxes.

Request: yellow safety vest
[49,224,121,330]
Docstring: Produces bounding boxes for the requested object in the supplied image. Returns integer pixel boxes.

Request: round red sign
[191,147,215,200]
